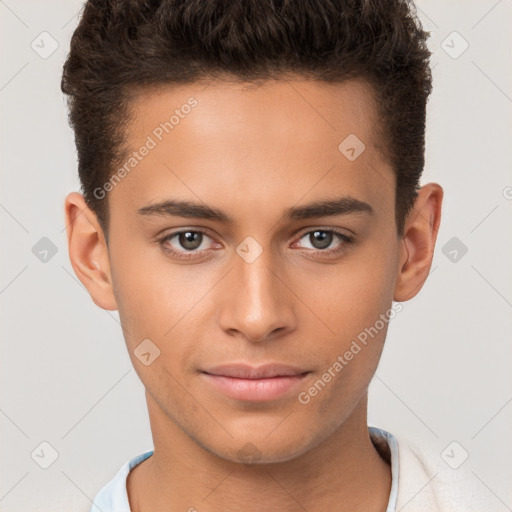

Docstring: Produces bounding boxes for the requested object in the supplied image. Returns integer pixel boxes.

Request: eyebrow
[136,196,374,222]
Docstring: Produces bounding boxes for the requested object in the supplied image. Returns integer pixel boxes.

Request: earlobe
[393,183,443,302]
[64,192,118,311]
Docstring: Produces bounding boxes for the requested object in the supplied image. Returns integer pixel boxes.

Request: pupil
[179,231,202,250]
[311,230,332,249]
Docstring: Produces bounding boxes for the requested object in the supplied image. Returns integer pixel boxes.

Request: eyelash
[157,228,354,261]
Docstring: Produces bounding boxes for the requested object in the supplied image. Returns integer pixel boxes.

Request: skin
[64,77,442,512]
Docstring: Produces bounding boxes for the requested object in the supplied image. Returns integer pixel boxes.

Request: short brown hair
[61,0,432,238]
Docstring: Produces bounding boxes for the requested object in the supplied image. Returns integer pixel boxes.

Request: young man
[62,1,482,510]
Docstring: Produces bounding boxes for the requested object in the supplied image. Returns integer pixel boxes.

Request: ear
[394,183,443,302]
[64,192,118,311]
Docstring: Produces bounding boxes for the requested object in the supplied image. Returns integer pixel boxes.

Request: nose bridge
[219,240,295,342]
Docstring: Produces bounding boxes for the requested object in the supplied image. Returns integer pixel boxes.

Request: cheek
[108,235,177,343]
[298,241,398,342]
[293,235,398,409]
[109,238,218,366]
[299,268,396,426]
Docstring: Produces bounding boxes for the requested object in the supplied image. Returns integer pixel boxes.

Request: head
[63,0,442,464]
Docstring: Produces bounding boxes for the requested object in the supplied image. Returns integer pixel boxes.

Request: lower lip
[201,372,309,402]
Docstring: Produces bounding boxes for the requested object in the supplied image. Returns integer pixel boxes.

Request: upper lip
[202,364,309,379]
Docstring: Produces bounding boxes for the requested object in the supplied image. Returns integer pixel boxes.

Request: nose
[217,246,297,343]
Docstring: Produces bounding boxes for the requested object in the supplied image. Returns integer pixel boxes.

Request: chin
[206,434,317,466]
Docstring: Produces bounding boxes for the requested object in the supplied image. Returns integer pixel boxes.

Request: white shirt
[89,427,485,511]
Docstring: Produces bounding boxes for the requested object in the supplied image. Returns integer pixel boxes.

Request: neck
[128,392,391,512]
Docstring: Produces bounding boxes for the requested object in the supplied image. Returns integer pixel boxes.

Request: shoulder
[394,434,489,512]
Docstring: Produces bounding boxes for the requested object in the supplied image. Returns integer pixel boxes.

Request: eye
[157,227,354,261]
[294,229,353,254]
[159,229,219,259]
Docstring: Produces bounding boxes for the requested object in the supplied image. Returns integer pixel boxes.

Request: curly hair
[61,0,432,237]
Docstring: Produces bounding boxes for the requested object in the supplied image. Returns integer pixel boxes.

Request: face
[68,77,440,465]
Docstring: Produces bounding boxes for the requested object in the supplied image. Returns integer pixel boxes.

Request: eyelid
[291,224,351,240]
[292,224,355,239]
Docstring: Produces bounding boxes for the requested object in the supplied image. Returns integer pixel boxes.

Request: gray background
[1,1,511,510]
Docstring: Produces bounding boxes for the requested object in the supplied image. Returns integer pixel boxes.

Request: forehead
[111,78,394,221]
[126,77,383,155]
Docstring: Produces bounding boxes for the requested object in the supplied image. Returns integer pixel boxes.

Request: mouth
[200,364,311,402]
